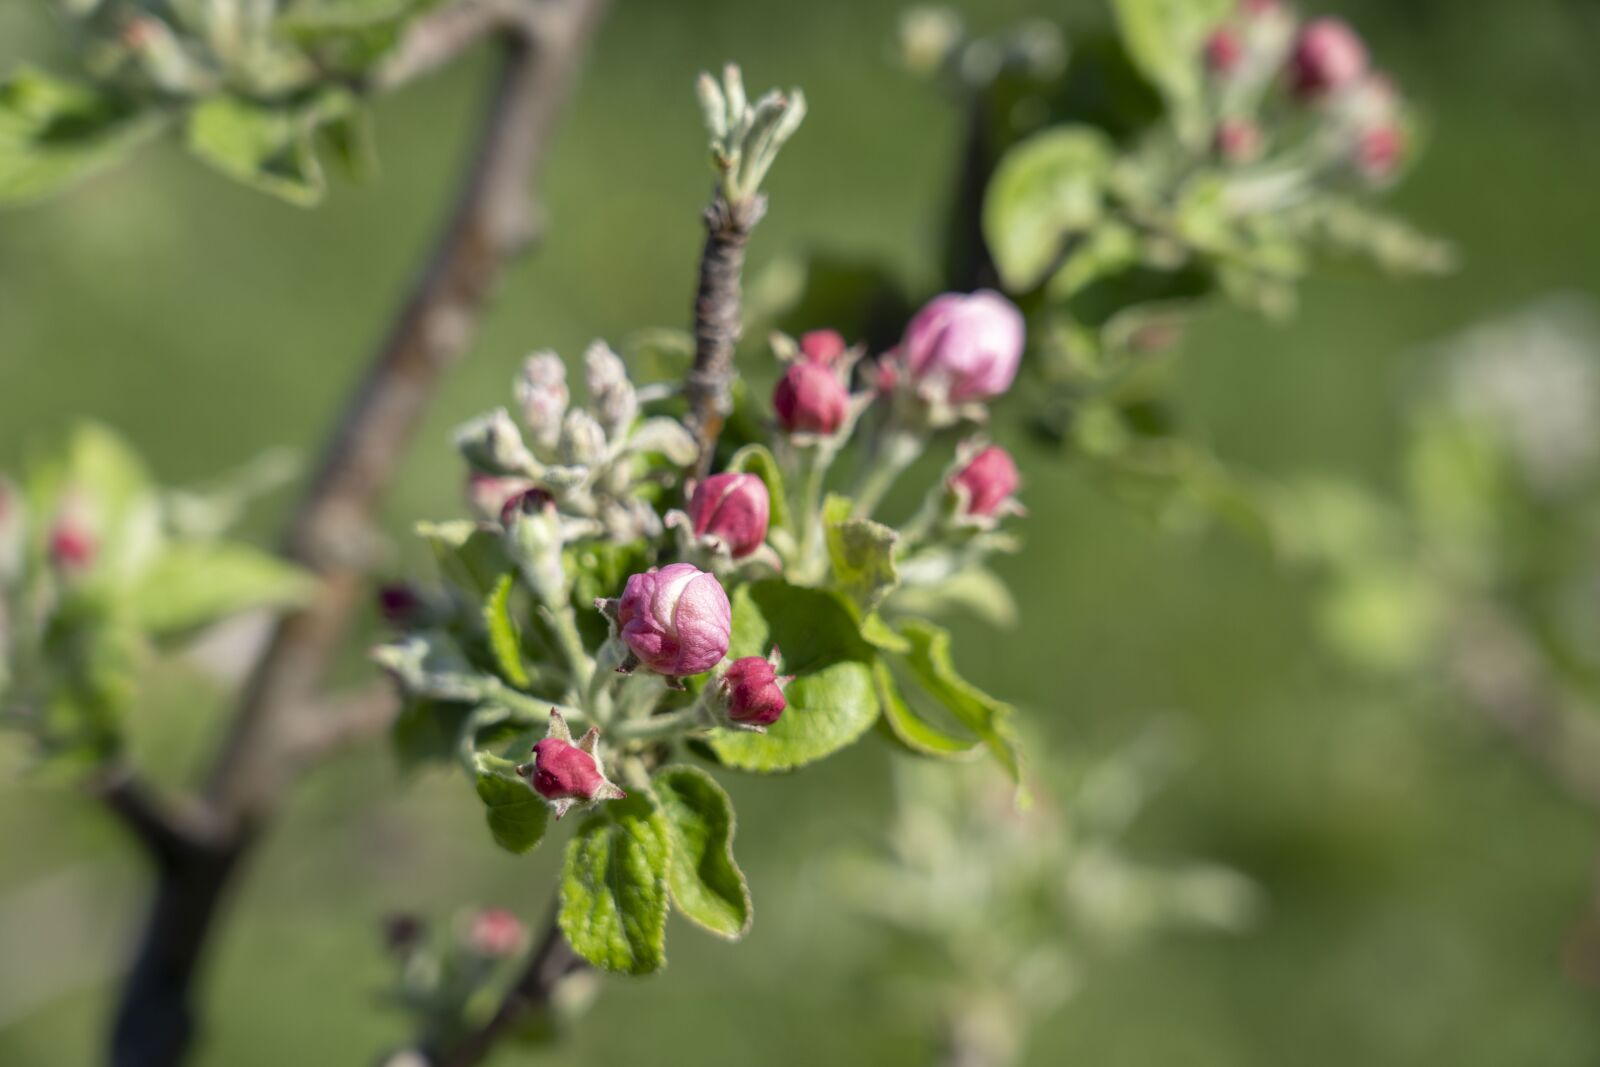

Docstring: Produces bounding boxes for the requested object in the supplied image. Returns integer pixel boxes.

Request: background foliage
[3,0,1600,1063]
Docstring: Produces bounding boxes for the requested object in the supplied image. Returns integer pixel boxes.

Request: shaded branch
[107,4,608,1065]
[684,193,765,477]
[90,766,222,873]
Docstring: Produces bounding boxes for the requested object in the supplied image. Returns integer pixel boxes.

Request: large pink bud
[799,329,847,365]
[687,472,770,559]
[774,361,850,435]
[1289,18,1368,99]
[526,737,611,802]
[616,563,732,676]
[721,654,790,729]
[950,445,1021,518]
[902,291,1025,402]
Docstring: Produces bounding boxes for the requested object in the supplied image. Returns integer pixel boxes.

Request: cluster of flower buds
[455,342,698,547]
[1203,2,1410,186]
[516,710,626,821]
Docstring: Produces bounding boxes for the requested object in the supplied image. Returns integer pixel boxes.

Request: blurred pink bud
[467,909,525,957]
[49,519,95,571]
[616,563,731,676]
[774,361,850,435]
[687,473,770,559]
[950,445,1021,518]
[902,291,1025,402]
[526,737,613,803]
[377,583,425,627]
[1215,118,1263,163]
[722,655,789,728]
[467,471,535,524]
[1205,28,1244,75]
[1241,0,1281,14]
[799,329,847,365]
[1289,18,1368,99]
[1355,124,1405,180]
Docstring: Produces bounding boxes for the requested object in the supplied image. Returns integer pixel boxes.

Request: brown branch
[684,193,766,477]
[90,766,222,873]
[418,904,589,1067]
[106,5,608,1065]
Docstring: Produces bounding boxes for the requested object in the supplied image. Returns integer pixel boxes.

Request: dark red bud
[950,445,1020,518]
[528,737,611,802]
[799,329,847,365]
[773,361,850,435]
[723,656,788,727]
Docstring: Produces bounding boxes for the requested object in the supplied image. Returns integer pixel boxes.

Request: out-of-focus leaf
[1110,0,1229,141]
[708,581,879,772]
[899,620,1026,795]
[985,125,1115,292]
[484,573,531,688]
[653,765,751,940]
[129,542,312,635]
[0,68,165,206]
[874,660,981,759]
[559,792,671,975]
[185,90,357,206]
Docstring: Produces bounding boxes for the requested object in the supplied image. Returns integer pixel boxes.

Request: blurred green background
[4,0,1600,1063]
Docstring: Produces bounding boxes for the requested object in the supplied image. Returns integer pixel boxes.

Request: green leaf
[708,581,879,772]
[652,765,751,940]
[128,542,312,635]
[0,68,165,206]
[417,520,513,601]
[874,660,981,759]
[391,698,474,772]
[25,422,163,585]
[484,573,531,688]
[474,764,549,854]
[898,620,1025,793]
[1110,0,1230,140]
[822,494,899,614]
[885,567,1019,629]
[559,793,671,975]
[727,443,791,531]
[185,90,356,206]
[983,126,1114,292]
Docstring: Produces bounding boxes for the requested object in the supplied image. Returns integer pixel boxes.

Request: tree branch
[107,4,608,1064]
[684,193,765,477]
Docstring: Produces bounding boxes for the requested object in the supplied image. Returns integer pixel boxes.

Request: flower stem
[852,427,924,520]
[609,703,708,743]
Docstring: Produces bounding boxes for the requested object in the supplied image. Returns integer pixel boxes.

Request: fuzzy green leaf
[708,581,879,772]
[559,793,671,975]
[185,90,357,206]
[653,765,751,940]
[1111,0,1230,137]
[822,494,899,613]
[874,660,981,759]
[0,68,164,206]
[129,543,313,635]
[898,620,1025,793]
[474,765,548,854]
[417,520,513,600]
[984,126,1114,292]
[484,572,531,688]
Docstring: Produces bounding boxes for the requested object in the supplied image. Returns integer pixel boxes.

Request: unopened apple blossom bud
[377,583,426,628]
[799,329,847,365]
[516,352,570,453]
[1215,118,1263,163]
[1289,18,1368,99]
[1354,123,1405,181]
[515,710,626,819]
[466,471,535,524]
[456,408,536,477]
[466,908,525,957]
[720,653,791,730]
[687,473,770,559]
[902,290,1025,403]
[1205,28,1244,75]
[584,341,638,438]
[950,444,1021,518]
[503,489,566,608]
[48,507,96,572]
[774,361,849,435]
[559,409,608,467]
[608,563,731,677]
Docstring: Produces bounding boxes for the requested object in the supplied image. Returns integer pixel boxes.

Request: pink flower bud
[377,583,425,627]
[467,471,535,524]
[1354,124,1404,181]
[1205,28,1244,75]
[1241,0,1281,15]
[687,472,770,559]
[1289,18,1368,99]
[49,518,96,571]
[799,329,847,365]
[616,563,732,676]
[773,361,850,435]
[950,445,1021,518]
[1215,118,1263,163]
[722,655,789,728]
[526,736,611,803]
[467,909,525,957]
[902,290,1025,403]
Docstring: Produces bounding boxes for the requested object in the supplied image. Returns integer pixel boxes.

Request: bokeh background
[4,0,1600,1063]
